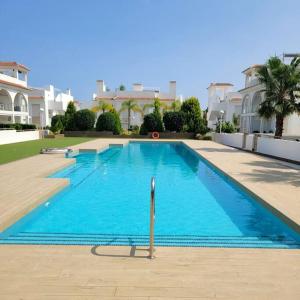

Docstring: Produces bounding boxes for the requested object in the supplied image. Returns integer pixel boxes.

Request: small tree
[152,99,164,132]
[65,101,77,130]
[180,97,206,133]
[74,109,95,131]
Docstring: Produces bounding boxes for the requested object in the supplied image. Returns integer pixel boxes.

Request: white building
[207,83,242,130]
[93,80,177,128]
[239,65,300,136]
[0,62,30,124]
[28,85,74,127]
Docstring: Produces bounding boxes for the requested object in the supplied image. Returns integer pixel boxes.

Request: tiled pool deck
[0,139,299,299]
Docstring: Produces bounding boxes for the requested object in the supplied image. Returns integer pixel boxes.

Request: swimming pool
[1,142,300,248]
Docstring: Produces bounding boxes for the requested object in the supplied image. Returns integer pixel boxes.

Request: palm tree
[257,56,300,138]
[119,99,141,130]
[91,100,113,114]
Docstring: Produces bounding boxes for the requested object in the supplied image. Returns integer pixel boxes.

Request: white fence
[212,133,300,163]
[0,130,40,145]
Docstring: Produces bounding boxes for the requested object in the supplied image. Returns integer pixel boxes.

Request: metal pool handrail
[149,177,155,259]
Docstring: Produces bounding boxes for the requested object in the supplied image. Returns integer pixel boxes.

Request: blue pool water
[1,142,300,248]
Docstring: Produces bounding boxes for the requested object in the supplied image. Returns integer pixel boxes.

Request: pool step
[1,232,299,248]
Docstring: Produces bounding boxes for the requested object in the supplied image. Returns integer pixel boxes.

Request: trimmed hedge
[0,123,36,130]
[51,115,66,128]
[163,111,185,132]
[74,109,96,131]
[96,111,122,135]
[141,113,164,133]
[96,112,116,132]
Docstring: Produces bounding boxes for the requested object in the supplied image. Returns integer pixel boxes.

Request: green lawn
[0,137,94,165]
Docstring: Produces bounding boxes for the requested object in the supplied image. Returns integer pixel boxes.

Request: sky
[1,0,300,108]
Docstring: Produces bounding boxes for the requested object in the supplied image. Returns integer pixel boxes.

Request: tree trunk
[275,114,284,138]
[128,109,131,130]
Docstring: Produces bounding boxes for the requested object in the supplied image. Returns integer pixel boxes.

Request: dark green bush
[163,111,185,132]
[216,121,235,133]
[20,124,36,130]
[96,112,116,132]
[139,123,148,135]
[142,113,164,133]
[74,109,95,130]
[51,115,65,129]
[51,119,64,134]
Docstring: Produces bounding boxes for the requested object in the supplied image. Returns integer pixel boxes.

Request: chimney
[169,81,176,98]
[132,83,143,91]
[96,80,105,95]
[65,88,71,96]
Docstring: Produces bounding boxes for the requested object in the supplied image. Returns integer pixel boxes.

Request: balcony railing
[0,103,12,111]
[14,106,27,112]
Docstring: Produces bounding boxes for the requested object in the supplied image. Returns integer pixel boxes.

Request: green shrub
[142,113,164,133]
[51,119,64,134]
[0,123,36,130]
[163,111,185,132]
[96,112,116,132]
[21,124,36,130]
[131,125,139,134]
[139,123,148,135]
[51,115,65,131]
[74,109,95,130]
[216,121,235,133]
[110,108,122,135]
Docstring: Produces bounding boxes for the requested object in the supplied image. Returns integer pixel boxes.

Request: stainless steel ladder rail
[149,177,155,259]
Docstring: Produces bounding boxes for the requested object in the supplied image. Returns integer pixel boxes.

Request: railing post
[149,177,155,259]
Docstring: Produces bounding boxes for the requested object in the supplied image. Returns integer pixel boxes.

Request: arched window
[242,95,250,114]
[0,89,13,111]
[251,92,262,113]
[14,93,27,112]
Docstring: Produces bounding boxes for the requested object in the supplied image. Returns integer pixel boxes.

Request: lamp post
[219,110,224,133]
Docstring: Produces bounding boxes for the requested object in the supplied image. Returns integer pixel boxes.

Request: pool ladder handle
[149,177,155,259]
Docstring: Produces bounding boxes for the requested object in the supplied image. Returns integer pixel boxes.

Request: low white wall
[0,130,40,145]
[213,132,243,148]
[257,137,300,162]
[245,134,254,151]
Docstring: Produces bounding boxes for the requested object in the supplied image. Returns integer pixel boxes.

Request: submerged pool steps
[1,232,299,248]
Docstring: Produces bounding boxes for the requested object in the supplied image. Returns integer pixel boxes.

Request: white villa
[239,65,300,136]
[93,80,177,128]
[28,85,75,127]
[207,83,242,130]
[0,62,30,124]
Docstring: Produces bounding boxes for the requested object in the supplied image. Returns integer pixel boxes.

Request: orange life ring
[152,131,160,139]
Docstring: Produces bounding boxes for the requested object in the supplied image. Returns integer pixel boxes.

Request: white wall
[257,137,300,162]
[0,130,40,145]
[213,132,300,162]
[213,132,244,148]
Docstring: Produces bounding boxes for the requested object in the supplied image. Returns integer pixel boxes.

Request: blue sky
[1,0,300,107]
